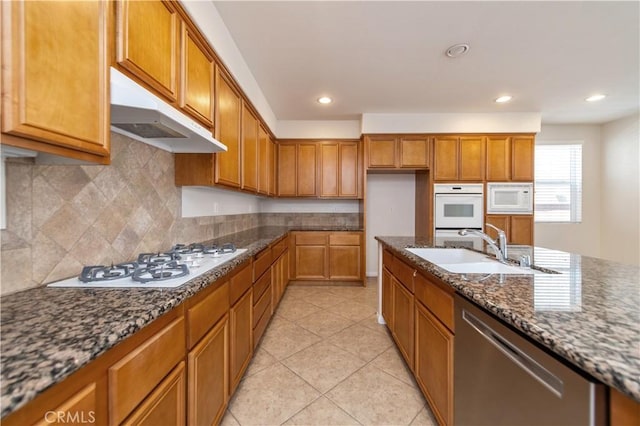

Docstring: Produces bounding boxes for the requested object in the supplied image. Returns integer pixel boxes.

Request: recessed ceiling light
[585,94,606,102]
[317,96,332,104]
[445,43,470,58]
[495,95,513,103]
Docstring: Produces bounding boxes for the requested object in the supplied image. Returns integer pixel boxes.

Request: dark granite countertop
[0,226,363,418]
[376,236,640,403]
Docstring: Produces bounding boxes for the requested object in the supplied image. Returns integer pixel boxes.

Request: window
[534,144,583,223]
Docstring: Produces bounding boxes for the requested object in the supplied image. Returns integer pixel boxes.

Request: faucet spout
[458,225,508,263]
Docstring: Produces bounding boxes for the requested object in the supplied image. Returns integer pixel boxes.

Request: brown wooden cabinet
[241,103,259,192]
[319,141,361,198]
[392,277,415,369]
[215,68,242,188]
[297,143,319,196]
[433,136,485,181]
[268,137,277,196]
[229,286,252,394]
[257,125,270,195]
[277,143,297,196]
[486,214,534,245]
[293,232,328,280]
[415,301,454,426]
[328,233,362,280]
[180,22,213,128]
[32,383,102,426]
[365,135,429,169]
[486,135,535,181]
[381,268,394,330]
[1,0,110,163]
[292,232,363,282]
[187,316,228,426]
[123,362,186,426]
[116,0,179,102]
[610,388,640,426]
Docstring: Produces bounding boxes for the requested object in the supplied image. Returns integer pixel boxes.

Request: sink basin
[405,247,537,275]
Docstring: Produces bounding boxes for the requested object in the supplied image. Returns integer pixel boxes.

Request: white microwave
[486,182,533,214]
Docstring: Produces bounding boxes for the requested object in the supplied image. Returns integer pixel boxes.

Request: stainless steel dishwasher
[454,295,605,425]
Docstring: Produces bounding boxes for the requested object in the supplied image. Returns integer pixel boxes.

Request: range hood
[110,67,227,153]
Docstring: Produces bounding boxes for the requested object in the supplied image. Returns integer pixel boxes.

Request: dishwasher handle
[462,309,564,398]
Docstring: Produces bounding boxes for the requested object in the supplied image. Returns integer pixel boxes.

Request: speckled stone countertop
[376,236,640,403]
[0,226,362,418]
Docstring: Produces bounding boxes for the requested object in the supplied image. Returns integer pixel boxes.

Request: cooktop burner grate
[79,262,139,283]
[132,261,189,283]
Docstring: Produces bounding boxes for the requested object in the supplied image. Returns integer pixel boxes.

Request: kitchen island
[377,236,640,408]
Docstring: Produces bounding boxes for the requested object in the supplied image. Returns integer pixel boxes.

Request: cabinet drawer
[253,307,270,349]
[253,248,272,282]
[415,272,454,332]
[187,282,229,349]
[229,262,252,306]
[253,284,271,328]
[253,269,270,304]
[329,232,361,246]
[382,249,394,270]
[295,232,328,245]
[109,317,185,425]
[392,258,415,293]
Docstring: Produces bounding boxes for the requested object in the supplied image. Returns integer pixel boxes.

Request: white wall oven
[434,184,484,249]
[487,182,534,214]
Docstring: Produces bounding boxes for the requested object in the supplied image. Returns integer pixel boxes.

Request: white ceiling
[212,1,639,125]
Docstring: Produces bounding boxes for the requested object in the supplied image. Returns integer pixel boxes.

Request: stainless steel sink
[405,247,539,275]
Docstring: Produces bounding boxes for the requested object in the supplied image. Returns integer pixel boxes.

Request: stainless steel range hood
[110,67,227,153]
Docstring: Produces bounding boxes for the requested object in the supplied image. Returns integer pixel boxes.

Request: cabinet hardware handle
[413,270,417,277]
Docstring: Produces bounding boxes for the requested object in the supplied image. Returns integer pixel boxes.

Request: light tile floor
[221,279,438,426]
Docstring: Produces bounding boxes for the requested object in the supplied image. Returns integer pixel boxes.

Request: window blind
[534,144,583,223]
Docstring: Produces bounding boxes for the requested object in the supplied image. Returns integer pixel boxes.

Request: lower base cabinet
[415,302,454,426]
[392,277,414,369]
[292,231,363,283]
[230,289,253,394]
[123,362,186,426]
[188,316,228,426]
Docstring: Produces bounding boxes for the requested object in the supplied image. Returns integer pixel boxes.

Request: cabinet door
[117,0,179,102]
[122,362,186,426]
[339,141,360,197]
[367,137,397,168]
[415,302,454,426]
[295,246,328,279]
[257,125,269,195]
[188,317,228,426]
[320,143,339,197]
[215,70,242,188]
[459,137,485,181]
[241,103,258,192]
[180,23,213,128]
[392,278,415,369]
[382,268,394,329]
[329,246,361,280]
[510,215,534,245]
[512,136,534,181]
[486,136,511,181]
[485,215,510,242]
[2,0,110,162]
[399,137,429,168]
[433,137,459,181]
[230,289,252,394]
[297,143,318,196]
[268,137,277,196]
[277,143,297,196]
[33,383,102,426]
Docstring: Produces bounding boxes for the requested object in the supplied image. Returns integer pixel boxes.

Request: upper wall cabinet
[215,68,242,188]
[180,22,214,129]
[116,0,180,102]
[319,141,361,198]
[1,0,111,163]
[433,136,485,181]
[241,102,259,192]
[486,135,535,181]
[365,135,429,170]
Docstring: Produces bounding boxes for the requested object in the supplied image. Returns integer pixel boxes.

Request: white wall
[600,113,640,265]
[276,120,361,139]
[260,198,359,213]
[181,187,260,217]
[365,174,416,276]
[534,124,602,257]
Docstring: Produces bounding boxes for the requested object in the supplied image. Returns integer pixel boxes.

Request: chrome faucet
[458,224,508,263]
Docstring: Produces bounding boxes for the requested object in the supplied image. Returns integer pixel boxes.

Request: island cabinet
[291,231,364,283]
[610,388,640,426]
[433,136,485,181]
[1,0,111,163]
[365,135,430,170]
[485,214,534,246]
[486,135,535,182]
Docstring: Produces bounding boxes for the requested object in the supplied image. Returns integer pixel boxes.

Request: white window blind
[534,144,583,223]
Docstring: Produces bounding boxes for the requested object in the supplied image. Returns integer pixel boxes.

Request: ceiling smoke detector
[445,43,470,58]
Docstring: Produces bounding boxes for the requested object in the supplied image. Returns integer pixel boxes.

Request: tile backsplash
[0,133,361,295]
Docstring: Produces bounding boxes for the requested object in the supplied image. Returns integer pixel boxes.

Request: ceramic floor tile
[326,364,426,426]
[243,346,279,378]
[326,300,376,322]
[229,363,320,425]
[348,291,380,308]
[284,286,327,300]
[303,291,351,309]
[220,410,240,426]
[284,396,361,426]
[275,297,323,321]
[327,323,393,362]
[295,310,355,338]
[370,345,417,388]
[410,406,438,426]
[282,341,366,393]
[325,286,370,299]
[358,313,389,335]
[260,317,322,360]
